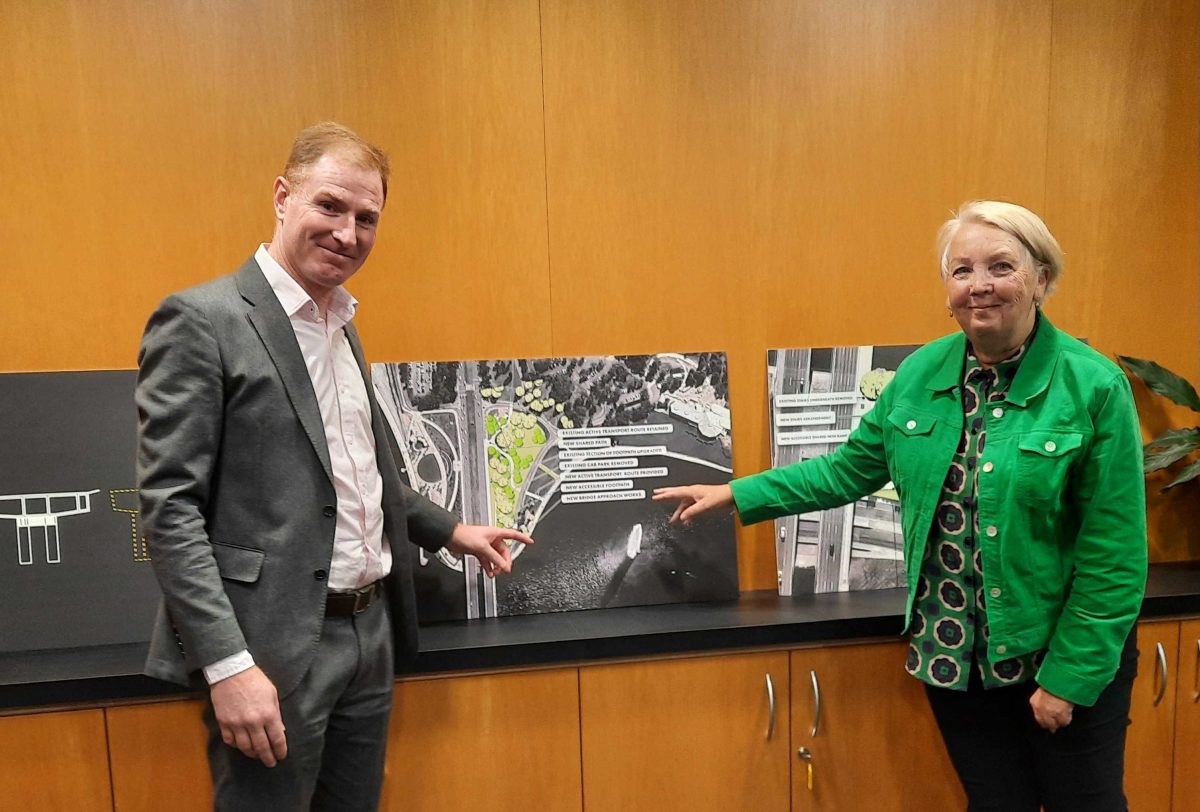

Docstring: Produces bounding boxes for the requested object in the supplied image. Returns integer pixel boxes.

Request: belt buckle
[352,583,374,615]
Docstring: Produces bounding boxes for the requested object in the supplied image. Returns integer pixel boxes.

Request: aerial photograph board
[767,345,919,596]
[373,352,739,621]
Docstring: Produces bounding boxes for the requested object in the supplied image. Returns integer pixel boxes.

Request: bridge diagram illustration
[0,490,99,565]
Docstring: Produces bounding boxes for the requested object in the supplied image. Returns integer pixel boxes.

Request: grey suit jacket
[137,257,458,696]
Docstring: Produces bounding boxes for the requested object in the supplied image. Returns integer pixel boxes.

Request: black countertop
[4,562,1200,712]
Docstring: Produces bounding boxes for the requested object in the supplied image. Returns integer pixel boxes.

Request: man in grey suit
[137,122,533,810]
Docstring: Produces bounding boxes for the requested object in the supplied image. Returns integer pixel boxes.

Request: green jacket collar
[923,314,1063,406]
[925,332,966,393]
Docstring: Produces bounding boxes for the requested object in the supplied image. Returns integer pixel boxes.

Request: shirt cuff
[203,650,255,685]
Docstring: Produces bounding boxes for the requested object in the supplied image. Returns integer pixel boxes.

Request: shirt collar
[964,311,1041,398]
[964,314,1039,381]
[254,244,358,325]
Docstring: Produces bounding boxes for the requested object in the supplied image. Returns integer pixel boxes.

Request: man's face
[270,151,385,299]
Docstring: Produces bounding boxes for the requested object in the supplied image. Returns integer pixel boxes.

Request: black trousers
[924,628,1138,812]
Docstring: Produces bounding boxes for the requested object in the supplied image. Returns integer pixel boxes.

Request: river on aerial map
[496,457,738,615]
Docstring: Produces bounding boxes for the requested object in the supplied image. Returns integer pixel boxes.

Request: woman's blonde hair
[936,200,1065,295]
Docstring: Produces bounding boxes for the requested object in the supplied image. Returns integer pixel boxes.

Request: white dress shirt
[203,246,391,684]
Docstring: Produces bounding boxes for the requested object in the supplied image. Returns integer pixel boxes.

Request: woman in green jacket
[654,200,1146,811]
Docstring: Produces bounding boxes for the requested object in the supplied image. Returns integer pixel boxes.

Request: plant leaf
[1143,428,1200,473]
[1118,355,1200,411]
[1163,457,1200,491]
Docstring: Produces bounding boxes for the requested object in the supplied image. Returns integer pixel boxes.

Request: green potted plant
[1117,356,1200,490]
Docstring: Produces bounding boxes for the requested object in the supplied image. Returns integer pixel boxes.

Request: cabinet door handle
[765,673,776,741]
[810,670,822,737]
[1153,642,1168,707]
[1193,639,1199,703]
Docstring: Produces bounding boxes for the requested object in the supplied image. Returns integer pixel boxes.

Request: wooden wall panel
[382,669,582,812]
[0,0,1195,634]
[541,0,1052,589]
[106,699,210,812]
[1,0,1197,803]
[0,708,112,809]
[1045,0,1200,562]
[340,0,552,363]
[0,0,549,371]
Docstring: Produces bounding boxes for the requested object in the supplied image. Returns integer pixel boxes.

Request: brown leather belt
[325,582,382,617]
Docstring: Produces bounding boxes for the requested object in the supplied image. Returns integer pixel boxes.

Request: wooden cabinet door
[384,667,582,812]
[1127,620,1179,811]
[0,708,112,810]
[1173,619,1200,812]
[580,651,790,812]
[791,640,964,811]
[107,699,210,812]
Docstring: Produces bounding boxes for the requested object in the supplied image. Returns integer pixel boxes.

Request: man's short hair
[283,122,391,201]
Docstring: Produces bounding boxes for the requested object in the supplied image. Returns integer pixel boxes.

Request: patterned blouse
[905,326,1045,691]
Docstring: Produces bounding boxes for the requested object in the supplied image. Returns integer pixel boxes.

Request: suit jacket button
[323,505,336,517]
[314,569,327,581]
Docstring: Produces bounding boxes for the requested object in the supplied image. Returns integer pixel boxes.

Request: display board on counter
[767,345,919,597]
[0,353,739,684]
[373,351,739,622]
[0,371,160,674]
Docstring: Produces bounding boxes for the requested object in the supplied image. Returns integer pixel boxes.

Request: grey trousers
[204,598,395,812]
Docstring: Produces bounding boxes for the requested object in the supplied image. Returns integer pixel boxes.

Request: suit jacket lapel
[235,258,335,484]
[344,323,393,469]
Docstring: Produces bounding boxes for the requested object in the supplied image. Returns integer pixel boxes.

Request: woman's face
[944,222,1047,354]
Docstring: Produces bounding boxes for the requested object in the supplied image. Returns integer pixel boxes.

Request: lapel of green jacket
[1005,314,1061,408]
[925,335,966,394]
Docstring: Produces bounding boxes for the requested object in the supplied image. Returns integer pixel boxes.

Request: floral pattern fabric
[905,331,1044,691]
